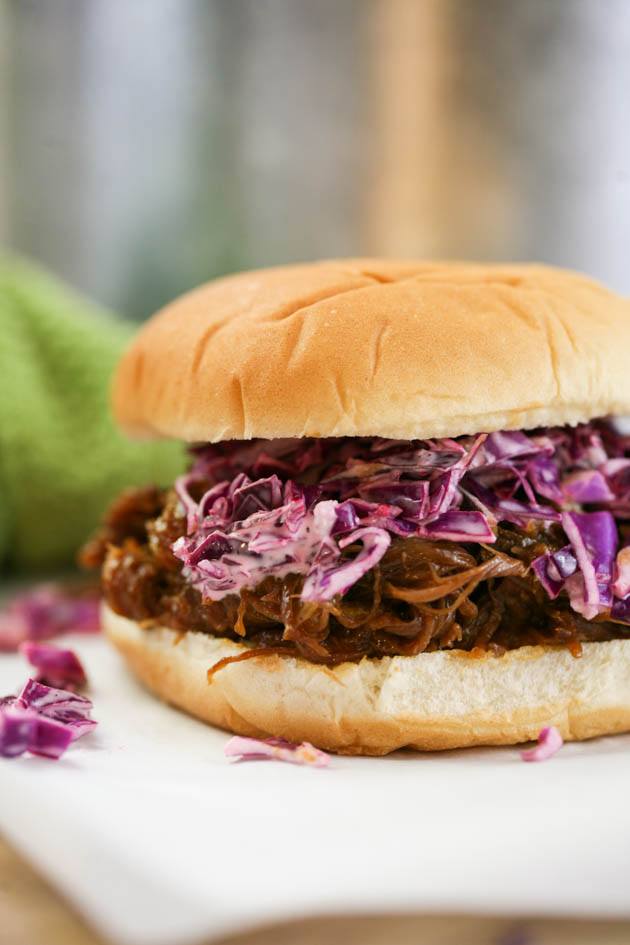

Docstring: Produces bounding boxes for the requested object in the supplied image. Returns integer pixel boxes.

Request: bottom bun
[103,604,630,755]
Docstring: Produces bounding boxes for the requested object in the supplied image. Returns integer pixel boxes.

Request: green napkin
[0,256,183,573]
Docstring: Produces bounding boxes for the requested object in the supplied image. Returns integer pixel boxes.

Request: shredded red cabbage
[0,583,101,652]
[0,705,74,760]
[17,679,97,741]
[224,735,330,767]
[0,704,35,758]
[0,678,97,759]
[531,546,577,599]
[520,726,564,762]
[560,511,617,619]
[19,642,88,692]
[172,421,630,620]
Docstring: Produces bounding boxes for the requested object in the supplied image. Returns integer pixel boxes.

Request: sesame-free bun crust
[113,259,630,443]
[103,605,630,755]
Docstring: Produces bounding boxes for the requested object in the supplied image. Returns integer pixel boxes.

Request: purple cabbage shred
[0,583,100,652]
[0,678,97,760]
[19,642,88,691]
[170,422,630,621]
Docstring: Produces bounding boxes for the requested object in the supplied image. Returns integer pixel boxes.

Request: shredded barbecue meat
[84,485,624,665]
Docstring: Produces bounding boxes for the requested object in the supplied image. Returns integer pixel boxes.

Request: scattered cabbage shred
[224,735,330,767]
[19,641,88,691]
[520,725,564,762]
[0,583,100,651]
[0,647,97,760]
[171,423,630,623]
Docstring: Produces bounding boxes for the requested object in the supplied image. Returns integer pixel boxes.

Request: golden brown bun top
[113,259,630,442]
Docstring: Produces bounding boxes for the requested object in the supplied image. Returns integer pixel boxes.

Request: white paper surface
[1,634,630,945]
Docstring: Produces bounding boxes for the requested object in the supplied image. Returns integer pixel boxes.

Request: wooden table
[2,835,630,945]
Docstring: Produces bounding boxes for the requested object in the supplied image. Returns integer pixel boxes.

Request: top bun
[113,259,630,443]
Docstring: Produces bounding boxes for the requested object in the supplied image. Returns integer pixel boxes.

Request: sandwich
[83,259,630,754]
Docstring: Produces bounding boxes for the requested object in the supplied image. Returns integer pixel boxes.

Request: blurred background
[1,0,629,322]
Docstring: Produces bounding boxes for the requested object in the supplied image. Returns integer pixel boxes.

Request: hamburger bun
[107,259,630,754]
[104,605,630,754]
[113,259,630,443]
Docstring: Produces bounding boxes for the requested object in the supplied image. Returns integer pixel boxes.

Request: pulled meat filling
[83,485,625,665]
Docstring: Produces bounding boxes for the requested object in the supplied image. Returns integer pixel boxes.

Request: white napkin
[1,634,629,945]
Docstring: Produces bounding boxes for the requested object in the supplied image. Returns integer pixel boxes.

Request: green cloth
[0,256,183,573]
